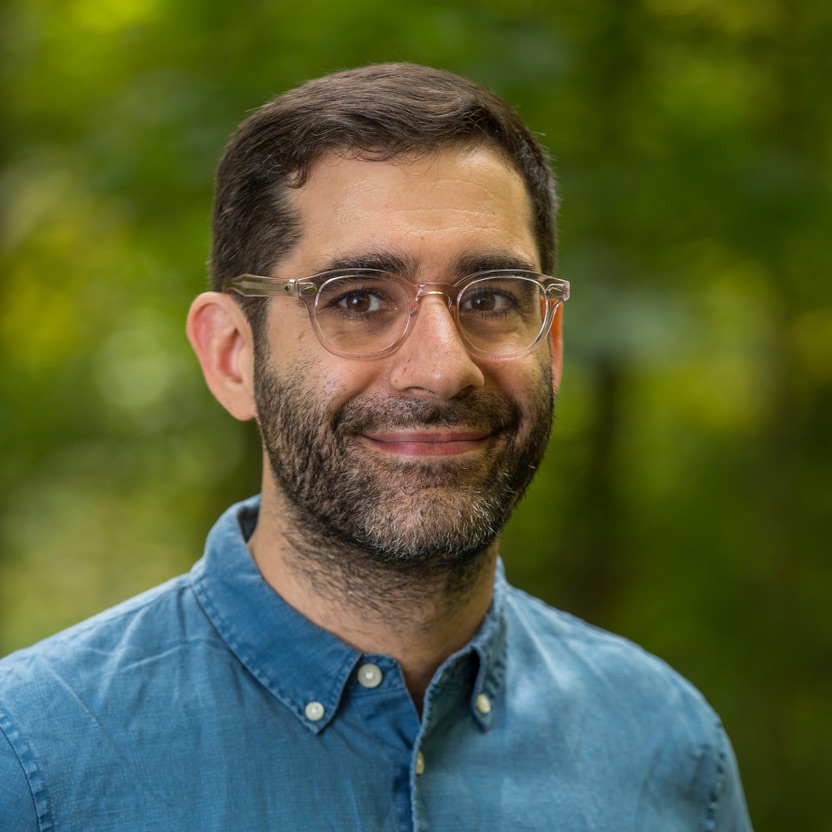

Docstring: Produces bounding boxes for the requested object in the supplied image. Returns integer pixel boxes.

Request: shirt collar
[190,496,508,734]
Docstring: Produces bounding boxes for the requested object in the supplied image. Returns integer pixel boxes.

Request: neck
[248,484,498,710]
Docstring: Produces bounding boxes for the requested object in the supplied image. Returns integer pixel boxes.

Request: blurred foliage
[1,1,830,829]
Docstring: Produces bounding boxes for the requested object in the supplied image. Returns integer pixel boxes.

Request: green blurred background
[1,0,829,828]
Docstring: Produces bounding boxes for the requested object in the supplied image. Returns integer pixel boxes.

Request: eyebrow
[316,250,540,279]
[453,251,540,275]
[319,252,417,275]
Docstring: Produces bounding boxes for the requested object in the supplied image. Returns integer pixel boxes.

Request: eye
[460,286,516,315]
[336,288,386,314]
[316,276,402,321]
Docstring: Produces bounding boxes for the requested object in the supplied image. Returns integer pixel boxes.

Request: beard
[253,351,554,577]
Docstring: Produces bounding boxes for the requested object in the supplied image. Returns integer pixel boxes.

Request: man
[0,64,752,830]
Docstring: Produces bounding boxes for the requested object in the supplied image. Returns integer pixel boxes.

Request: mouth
[359,429,495,458]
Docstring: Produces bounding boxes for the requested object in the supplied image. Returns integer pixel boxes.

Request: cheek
[292,351,382,416]
[266,309,313,355]
[491,354,552,408]
[263,309,375,394]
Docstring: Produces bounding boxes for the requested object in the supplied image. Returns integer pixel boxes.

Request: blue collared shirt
[0,498,752,830]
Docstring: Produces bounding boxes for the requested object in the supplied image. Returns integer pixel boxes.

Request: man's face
[253,146,559,567]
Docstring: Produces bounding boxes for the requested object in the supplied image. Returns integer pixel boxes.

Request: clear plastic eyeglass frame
[226,268,570,360]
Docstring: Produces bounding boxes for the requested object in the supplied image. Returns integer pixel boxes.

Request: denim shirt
[0,498,752,831]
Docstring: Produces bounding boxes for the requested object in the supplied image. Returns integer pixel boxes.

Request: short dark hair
[210,63,558,331]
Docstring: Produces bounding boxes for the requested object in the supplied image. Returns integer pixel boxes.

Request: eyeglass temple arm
[226,275,317,298]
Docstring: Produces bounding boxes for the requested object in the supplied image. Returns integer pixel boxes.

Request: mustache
[332,392,521,435]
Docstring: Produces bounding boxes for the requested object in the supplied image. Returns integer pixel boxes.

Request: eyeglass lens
[313,274,550,357]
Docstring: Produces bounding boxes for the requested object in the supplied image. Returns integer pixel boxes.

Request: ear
[186,292,257,421]
[549,304,564,390]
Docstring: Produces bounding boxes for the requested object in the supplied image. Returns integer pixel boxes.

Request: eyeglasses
[226,268,570,360]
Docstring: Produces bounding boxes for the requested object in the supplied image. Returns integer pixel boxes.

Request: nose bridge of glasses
[403,285,474,362]
[410,282,464,318]
[411,283,455,316]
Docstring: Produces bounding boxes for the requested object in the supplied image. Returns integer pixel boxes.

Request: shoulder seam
[704,717,728,832]
[0,702,54,831]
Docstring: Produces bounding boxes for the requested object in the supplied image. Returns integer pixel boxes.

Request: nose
[387,295,485,400]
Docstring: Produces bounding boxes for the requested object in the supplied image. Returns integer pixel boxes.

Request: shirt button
[357,663,383,688]
[304,701,325,721]
[475,693,492,715]
[415,752,425,775]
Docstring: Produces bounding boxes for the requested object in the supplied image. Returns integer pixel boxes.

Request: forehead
[280,146,539,276]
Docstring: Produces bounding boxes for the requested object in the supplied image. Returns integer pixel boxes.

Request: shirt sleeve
[0,714,42,832]
[712,722,754,831]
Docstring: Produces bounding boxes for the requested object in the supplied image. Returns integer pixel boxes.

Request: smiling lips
[361,429,494,457]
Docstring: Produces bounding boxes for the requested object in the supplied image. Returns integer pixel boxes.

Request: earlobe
[186,292,257,421]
